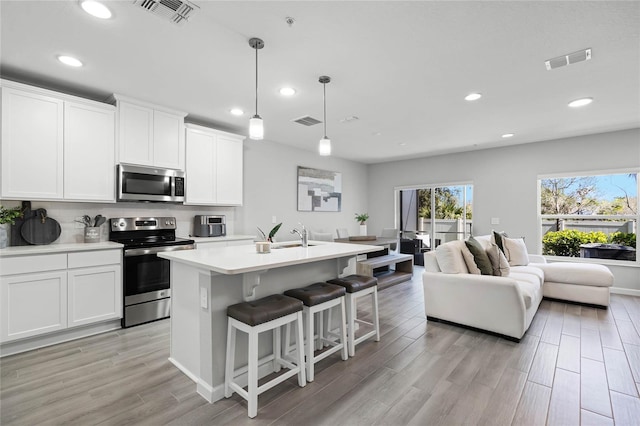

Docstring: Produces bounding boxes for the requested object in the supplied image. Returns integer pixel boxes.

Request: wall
[237,139,369,242]
[367,128,640,291]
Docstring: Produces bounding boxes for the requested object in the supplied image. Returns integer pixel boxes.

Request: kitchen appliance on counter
[193,215,226,237]
[109,217,195,328]
[117,164,185,203]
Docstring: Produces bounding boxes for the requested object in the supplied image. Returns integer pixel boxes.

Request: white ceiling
[1,1,639,164]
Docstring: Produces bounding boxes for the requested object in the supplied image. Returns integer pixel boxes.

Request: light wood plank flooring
[2,267,640,425]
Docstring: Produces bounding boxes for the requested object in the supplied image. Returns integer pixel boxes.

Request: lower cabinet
[0,249,122,344]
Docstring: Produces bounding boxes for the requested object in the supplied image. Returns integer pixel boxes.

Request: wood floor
[2,267,640,425]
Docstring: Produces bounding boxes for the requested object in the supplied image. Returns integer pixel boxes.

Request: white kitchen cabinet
[0,248,122,344]
[1,85,64,199]
[0,271,68,342]
[113,94,186,170]
[0,80,116,202]
[185,123,244,206]
[64,101,116,202]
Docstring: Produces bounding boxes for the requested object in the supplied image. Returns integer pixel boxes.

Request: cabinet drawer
[0,253,67,276]
[68,249,121,269]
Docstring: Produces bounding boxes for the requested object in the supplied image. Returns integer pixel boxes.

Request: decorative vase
[84,227,101,243]
[359,224,367,236]
[0,223,8,248]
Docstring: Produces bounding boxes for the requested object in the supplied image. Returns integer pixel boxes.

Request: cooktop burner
[108,217,194,248]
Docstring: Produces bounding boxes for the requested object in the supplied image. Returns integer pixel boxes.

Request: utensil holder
[84,227,101,243]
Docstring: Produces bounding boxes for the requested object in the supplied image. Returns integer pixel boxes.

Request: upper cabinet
[185,123,244,206]
[1,80,116,202]
[112,94,186,170]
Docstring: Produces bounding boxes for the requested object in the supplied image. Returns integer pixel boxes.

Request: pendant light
[249,38,264,140]
[318,76,331,156]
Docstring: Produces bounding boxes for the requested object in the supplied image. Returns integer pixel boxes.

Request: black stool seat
[284,283,346,307]
[227,294,303,326]
[327,275,378,293]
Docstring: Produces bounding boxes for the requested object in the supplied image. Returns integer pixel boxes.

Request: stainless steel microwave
[117,164,185,203]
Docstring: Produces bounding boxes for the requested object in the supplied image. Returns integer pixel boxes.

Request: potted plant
[256,223,283,253]
[0,205,23,248]
[355,213,369,236]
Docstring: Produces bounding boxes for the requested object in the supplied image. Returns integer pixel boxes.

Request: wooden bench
[356,253,413,289]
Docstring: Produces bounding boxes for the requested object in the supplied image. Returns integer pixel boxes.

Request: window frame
[537,168,639,267]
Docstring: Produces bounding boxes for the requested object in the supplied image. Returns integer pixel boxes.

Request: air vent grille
[292,116,322,126]
[133,0,198,25]
[545,48,591,70]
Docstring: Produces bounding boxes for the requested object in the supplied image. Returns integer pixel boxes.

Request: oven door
[123,251,171,305]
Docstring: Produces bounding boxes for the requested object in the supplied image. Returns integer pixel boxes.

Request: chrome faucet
[291,224,308,248]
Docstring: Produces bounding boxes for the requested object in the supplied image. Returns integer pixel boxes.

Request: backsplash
[0,200,241,245]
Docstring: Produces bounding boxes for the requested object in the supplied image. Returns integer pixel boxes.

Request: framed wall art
[297,166,342,212]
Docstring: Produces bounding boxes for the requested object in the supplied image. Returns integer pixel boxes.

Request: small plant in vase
[0,205,23,249]
[355,213,369,236]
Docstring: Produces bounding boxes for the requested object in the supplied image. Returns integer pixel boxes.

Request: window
[539,171,638,263]
[399,184,473,249]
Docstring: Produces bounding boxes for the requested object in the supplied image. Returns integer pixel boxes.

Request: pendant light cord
[323,81,327,138]
[255,46,259,116]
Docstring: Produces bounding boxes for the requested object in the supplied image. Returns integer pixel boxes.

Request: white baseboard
[168,357,198,383]
[610,287,640,297]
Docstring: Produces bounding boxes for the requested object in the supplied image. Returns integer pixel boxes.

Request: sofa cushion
[474,235,492,250]
[493,230,508,252]
[503,237,530,266]
[486,243,510,277]
[465,236,493,275]
[435,240,469,274]
[510,265,545,286]
[461,244,481,274]
[534,263,614,287]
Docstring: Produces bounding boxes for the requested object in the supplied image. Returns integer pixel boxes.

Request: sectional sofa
[422,234,614,341]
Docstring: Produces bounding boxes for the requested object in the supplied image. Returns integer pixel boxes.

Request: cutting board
[20,208,61,245]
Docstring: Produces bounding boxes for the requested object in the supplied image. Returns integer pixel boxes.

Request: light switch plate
[200,287,208,309]
[491,217,500,225]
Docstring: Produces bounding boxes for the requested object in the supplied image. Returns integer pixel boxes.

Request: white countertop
[0,241,123,257]
[183,235,256,243]
[158,241,382,275]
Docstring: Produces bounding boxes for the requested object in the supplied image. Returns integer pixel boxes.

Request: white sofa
[422,235,614,341]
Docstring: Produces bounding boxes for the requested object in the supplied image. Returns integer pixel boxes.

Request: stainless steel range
[109,217,195,328]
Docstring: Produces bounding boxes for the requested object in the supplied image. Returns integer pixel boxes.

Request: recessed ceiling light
[568,97,593,108]
[279,87,296,96]
[230,108,244,116]
[464,93,482,101]
[502,133,514,138]
[80,0,112,19]
[398,142,407,146]
[57,55,83,67]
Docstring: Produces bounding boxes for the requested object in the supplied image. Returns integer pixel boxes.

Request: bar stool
[327,275,380,356]
[283,282,348,382]
[224,294,306,418]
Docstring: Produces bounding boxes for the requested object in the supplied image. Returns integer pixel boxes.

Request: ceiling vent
[292,115,322,126]
[545,48,591,71]
[133,0,198,25]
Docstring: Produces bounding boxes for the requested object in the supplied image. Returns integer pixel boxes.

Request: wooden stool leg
[347,293,356,357]
[316,310,324,350]
[339,298,348,360]
[273,326,282,373]
[296,312,307,387]
[283,323,291,358]
[372,289,380,342]
[247,327,259,418]
[305,307,315,382]
[224,320,236,398]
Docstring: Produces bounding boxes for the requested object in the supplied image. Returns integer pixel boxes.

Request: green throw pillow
[493,230,508,253]
[465,236,493,275]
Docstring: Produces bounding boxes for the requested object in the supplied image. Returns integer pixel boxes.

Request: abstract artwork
[297,166,342,212]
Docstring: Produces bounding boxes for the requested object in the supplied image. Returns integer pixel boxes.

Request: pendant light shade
[318,75,331,156]
[249,38,264,140]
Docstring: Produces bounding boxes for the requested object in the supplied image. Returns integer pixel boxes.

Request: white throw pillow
[435,240,469,274]
[486,243,510,277]
[461,244,481,275]
[503,237,530,266]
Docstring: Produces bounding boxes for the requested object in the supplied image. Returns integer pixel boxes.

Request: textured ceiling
[1,0,639,163]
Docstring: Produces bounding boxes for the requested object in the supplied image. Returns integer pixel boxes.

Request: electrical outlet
[200,287,208,309]
[491,217,500,225]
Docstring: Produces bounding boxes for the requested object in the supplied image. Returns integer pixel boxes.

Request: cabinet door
[1,87,64,199]
[67,265,121,328]
[0,271,67,343]
[185,128,216,204]
[64,102,116,202]
[215,135,244,205]
[118,101,153,166]
[153,110,184,170]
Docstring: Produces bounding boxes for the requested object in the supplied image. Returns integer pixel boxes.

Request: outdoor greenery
[418,188,472,219]
[542,230,636,256]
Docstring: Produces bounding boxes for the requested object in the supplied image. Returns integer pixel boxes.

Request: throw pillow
[461,244,482,275]
[464,236,493,275]
[492,230,508,253]
[486,243,511,277]
[503,237,530,266]
[435,240,469,274]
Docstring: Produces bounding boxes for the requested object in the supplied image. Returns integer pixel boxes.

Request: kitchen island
[158,240,381,403]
